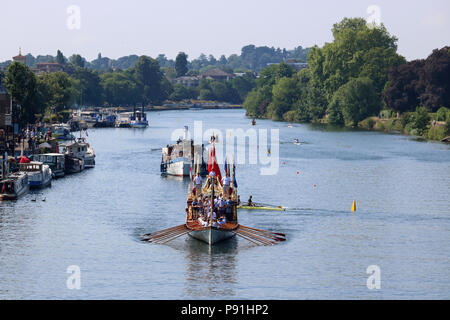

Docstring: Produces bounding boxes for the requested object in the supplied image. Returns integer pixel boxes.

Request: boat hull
[188,227,236,245]
[161,158,207,177]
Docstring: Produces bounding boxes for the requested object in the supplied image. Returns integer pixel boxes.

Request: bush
[436,107,450,121]
[359,117,376,129]
[282,110,299,123]
[427,125,447,141]
[411,106,430,136]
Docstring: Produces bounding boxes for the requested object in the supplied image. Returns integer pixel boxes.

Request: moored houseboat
[0,172,29,201]
[19,162,52,189]
[32,153,65,178]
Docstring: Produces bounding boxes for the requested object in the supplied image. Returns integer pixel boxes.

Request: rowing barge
[142,141,286,246]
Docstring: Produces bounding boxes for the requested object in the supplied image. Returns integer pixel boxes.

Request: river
[0,109,449,299]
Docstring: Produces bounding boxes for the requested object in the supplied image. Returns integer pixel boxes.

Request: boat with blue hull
[19,162,52,189]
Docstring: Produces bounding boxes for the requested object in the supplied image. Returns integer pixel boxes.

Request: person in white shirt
[222,175,232,196]
[194,174,202,196]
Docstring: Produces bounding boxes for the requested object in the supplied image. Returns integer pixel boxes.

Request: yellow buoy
[352,201,357,212]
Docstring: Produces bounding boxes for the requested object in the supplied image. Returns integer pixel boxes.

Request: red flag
[208,144,222,182]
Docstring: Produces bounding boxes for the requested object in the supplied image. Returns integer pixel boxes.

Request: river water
[0,109,449,300]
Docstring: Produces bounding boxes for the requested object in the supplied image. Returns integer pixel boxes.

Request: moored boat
[19,162,52,189]
[32,153,65,178]
[0,172,29,201]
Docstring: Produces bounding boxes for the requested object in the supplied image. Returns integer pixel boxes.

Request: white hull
[188,227,235,245]
[165,159,191,176]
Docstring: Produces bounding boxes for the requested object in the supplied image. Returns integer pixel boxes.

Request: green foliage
[329,77,381,126]
[40,72,72,112]
[411,106,430,136]
[70,54,85,68]
[135,56,165,104]
[4,61,43,126]
[309,17,404,105]
[436,107,450,121]
[384,46,450,112]
[175,52,188,77]
[427,125,447,141]
[169,84,198,101]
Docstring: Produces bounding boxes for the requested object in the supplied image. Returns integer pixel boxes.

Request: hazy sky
[1,0,449,62]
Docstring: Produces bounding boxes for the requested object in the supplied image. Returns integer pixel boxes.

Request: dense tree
[384,47,450,113]
[4,62,43,125]
[328,77,381,126]
[56,50,66,65]
[70,54,85,68]
[40,72,72,112]
[134,56,165,105]
[175,52,188,77]
[72,67,103,106]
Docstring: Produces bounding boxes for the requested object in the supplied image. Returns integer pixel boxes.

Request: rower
[226,196,234,220]
[218,195,227,218]
[248,195,256,207]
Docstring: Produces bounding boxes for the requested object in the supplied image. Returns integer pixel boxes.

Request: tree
[175,52,188,77]
[72,68,103,106]
[41,72,72,112]
[56,50,66,65]
[4,62,42,126]
[70,54,85,68]
[328,77,380,126]
[411,106,430,135]
[134,56,165,105]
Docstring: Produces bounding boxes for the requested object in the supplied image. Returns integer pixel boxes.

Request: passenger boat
[0,172,29,201]
[64,155,84,174]
[19,162,52,189]
[115,112,132,128]
[161,126,207,177]
[61,138,95,169]
[53,125,75,141]
[32,153,65,178]
[130,107,149,128]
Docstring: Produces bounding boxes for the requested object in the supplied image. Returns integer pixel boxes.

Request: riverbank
[358,116,450,143]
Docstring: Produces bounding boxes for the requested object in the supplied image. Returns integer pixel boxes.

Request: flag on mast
[208,143,222,181]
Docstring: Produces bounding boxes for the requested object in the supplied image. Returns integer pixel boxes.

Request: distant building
[12,48,26,64]
[267,60,308,71]
[33,62,64,75]
[200,68,234,81]
[173,76,199,88]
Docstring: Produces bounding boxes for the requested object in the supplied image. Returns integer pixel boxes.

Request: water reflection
[182,237,238,298]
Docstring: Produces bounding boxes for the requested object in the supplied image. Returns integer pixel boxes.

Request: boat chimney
[183,126,189,140]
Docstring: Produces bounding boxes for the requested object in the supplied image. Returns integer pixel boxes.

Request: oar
[239,225,286,239]
[159,230,190,244]
[236,228,276,246]
[145,226,188,242]
[232,231,262,245]
[238,227,285,242]
[143,224,186,238]
[149,228,189,242]
[237,230,275,246]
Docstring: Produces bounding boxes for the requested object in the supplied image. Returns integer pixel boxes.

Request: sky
[1,0,449,62]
